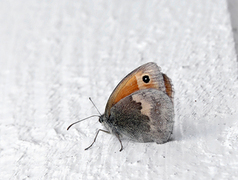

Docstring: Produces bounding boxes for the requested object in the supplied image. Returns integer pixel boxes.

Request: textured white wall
[1,0,238,179]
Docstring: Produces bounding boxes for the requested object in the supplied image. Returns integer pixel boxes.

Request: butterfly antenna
[89,97,102,116]
[67,115,99,130]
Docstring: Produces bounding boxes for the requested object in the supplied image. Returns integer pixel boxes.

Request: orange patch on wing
[105,75,139,116]
[162,73,173,100]
[113,75,139,105]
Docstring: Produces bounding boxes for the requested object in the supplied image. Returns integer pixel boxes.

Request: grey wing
[108,88,174,143]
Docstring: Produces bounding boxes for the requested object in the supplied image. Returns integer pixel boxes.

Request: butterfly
[68,62,174,151]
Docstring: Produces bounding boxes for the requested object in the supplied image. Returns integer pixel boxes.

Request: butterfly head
[99,114,105,123]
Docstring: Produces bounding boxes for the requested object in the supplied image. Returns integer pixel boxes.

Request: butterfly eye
[142,75,150,83]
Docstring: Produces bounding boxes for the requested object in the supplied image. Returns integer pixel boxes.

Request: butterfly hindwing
[105,89,174,143]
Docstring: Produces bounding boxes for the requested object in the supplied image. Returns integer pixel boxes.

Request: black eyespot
[142,75,150,83]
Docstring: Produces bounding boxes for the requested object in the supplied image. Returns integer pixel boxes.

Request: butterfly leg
[85,129,110,150]
[115,133,123,152]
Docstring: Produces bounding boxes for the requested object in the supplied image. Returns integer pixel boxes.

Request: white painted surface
[0,0,238,179]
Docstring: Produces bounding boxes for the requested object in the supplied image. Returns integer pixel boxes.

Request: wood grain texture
[0,0,238,179]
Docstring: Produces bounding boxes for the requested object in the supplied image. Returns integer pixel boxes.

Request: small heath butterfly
[68,62,174,151]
